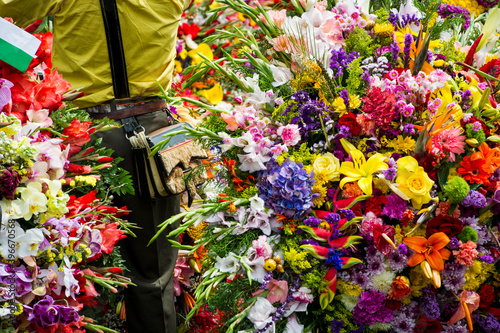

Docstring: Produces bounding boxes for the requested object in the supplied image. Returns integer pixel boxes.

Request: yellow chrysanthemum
[388,136,415,154]
[374,23,395,38]
[312,184,327,207]
[331,97,348,117]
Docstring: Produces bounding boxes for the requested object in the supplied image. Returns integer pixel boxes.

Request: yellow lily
[198,83,223,105]
[187,43,214,65]
[339,139,388,195]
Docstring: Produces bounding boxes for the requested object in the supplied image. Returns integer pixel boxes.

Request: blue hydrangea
[258,160,316,219]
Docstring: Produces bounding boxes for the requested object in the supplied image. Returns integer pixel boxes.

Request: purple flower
[382,193,407,219]
[392,311,417,333]
[473,313,500,333]
[0,168,21,200]
[330,49,360,78]
[0,79,13,111]
[340,89,350,109]
[403,33,413,68]
[442,262,467,293]
[438,4,471,30]
[258,160,316,218]
[57,306,79,325]
[420,289,440,320]
[352,289,394,325]
[303,216,321,227]
[388,247,408,272]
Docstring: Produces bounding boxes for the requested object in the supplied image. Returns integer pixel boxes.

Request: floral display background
[166,0,500,332]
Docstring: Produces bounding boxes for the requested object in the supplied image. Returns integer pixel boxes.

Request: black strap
[99,0,130,99]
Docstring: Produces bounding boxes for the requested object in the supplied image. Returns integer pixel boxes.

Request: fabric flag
[0,18,41,72]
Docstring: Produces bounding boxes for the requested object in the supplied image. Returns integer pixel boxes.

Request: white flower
[371,269,395,294]
[249,195,265,211]
[269,64,293,87]
[16,228,45,258]
[283,315,304,333]
[247,297,276,330]
[244,249,267,283]
[238,152,271,173]
[214,252,241,273]
[17,182,48,220]
[340,294,358,312]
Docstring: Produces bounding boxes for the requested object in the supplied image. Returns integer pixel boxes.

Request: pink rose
[266,279,288,303]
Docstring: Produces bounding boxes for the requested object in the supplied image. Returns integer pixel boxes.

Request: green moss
[345,27,378,58]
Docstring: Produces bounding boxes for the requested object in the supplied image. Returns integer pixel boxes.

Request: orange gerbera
[403,232,451,271]
[457,154,490,184]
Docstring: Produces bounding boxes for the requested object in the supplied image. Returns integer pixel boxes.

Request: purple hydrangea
[258,160,316,219]
[352,289,394,325]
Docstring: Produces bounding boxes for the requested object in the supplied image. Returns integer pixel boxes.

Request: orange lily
[403,232,451,271]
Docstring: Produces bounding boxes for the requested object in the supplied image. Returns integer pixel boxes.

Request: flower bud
[465,138,479,147]
[272,255,282,265]
[276,264,284,273]
[421,261,433,279]
[431,269,441,288]
[482,108,498,118]
[264,259,277,271]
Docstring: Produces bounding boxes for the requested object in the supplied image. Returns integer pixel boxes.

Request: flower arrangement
[0,19,135,332]
[157,0,500,332]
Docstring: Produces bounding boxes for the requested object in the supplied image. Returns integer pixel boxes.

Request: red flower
[425,215,463,239]
[362,87,396,129]
[338,112,361,136]
[373,224,396,256]
[415,315,443,333]
[63,119,94,148]
[99,223,126,254]
[478,284,495,310]
[67,190,98,216]
[457,155,490,184]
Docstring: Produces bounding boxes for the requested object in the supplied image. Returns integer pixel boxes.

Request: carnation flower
[353,289,394,326]
[277,124,301,146]
[453,240,478,266]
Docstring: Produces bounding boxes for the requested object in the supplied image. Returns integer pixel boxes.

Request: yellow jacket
[0,0,186,108]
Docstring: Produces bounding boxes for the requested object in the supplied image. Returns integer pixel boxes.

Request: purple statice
[388,247,409,272]
[420,288,441,320]
[438,4,471,30]
[339,209,356,221]
[331,319,344,333]
[301,239,320,246]
[258,160,316,219]
[382,193,407,219]
[361,69,370,84]
[303,216,321,227]
[352,289,394,326]
[284,91,331,140]
[427,49,434,63]
[382,167,397,181]
[478,253,494,263]
[0,168,21,200]
[340,89,350,109]
[459,89,472,110]
[476,0,499,7]
[473,313,500,333]
[260,271,273,289]
[392,311,417,333]
[462,190,487,208]
[330,49,360,78]
[326,212,341,225]
[403,33,413,68]
[442,261,467,293]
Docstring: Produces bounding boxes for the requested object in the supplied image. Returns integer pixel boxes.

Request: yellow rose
[313,153,340,183]
[396,156,434,209]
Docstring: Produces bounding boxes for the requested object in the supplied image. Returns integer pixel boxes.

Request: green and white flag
[0,18,41,73]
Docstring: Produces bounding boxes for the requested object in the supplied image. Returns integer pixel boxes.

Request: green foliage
[303,268,328,294]
[240,186,259,199]
[278,143,319,166]
[414,0,467,40]
[205,227,262,261]
[346,57,365,96]
[465,123,486,146]
[346,28,378,59]
[375,8,390,24]
[443,176,470,204]
[435,37,466,63]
